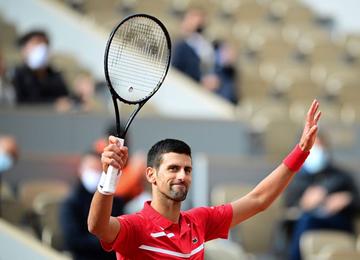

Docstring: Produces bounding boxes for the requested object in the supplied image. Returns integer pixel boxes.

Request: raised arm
[87,136,128,243]
[230,100,321,228]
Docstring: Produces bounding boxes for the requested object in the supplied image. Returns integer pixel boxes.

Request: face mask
[80,168,101,193]
[0,150,14,173]
[26,43,49,70]
[303,144,329,174]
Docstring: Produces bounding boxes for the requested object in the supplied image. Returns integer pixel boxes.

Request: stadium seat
[318,249,360,260]
[0,197,24,226]
[261,118,299,162]
[211,184,284,255]
[33,193,65,251]
[285,79,322,102]
[337,82,360,105]
[18,180,69,211]
[205,239,252,260]
[300,230,356,260]
[234,1,268,24]
[309,42,344,65]
[240,65,269,99]
[1,180,14,200]
[343,34,360,62]
[282,4,315,28]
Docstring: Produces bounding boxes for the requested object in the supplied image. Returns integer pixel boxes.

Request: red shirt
[101,201,233,259]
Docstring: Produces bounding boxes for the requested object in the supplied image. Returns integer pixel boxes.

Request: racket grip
[101,138,124,194]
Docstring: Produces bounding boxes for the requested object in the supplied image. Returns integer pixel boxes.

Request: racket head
[104,14,172,105]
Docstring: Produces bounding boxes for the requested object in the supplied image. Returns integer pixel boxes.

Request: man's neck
[150,196,181,223]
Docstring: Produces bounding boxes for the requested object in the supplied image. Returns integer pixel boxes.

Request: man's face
[182,10,206,34]
[21,35,48,59]
[152,152,192,202]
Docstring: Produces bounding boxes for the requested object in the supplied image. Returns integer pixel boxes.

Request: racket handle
[101,138,124,194]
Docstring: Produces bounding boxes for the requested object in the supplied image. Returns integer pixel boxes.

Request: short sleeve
[100,214,143,255]
[187,204,233,242]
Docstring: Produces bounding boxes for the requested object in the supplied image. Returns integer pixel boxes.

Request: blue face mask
[0,150,14,173]
[303,144,329,174]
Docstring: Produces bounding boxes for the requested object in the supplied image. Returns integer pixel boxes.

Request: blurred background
[1,0,360,259]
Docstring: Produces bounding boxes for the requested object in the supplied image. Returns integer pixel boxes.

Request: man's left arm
[230,100,321,228]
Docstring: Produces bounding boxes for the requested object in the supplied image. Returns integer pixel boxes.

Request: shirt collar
[141,201,183,230]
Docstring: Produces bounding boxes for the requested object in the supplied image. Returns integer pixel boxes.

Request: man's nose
[177,169,186,181]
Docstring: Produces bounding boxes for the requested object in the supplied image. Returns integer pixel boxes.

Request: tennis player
[88,100,321,259]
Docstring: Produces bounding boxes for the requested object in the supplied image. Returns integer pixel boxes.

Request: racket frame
[104,13,172,138]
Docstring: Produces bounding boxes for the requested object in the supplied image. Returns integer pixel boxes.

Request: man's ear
[145,167,157,184]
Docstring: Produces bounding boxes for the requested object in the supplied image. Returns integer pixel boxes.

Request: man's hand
[101,135,128,173]
[324,191,352,215]
[299,100,321,152]
[300,186,326,211]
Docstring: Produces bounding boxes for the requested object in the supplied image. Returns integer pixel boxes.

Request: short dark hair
[17,30,49,48]
[147,139,191,169]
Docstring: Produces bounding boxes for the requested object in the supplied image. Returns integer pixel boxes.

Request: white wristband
[97,171,113,195]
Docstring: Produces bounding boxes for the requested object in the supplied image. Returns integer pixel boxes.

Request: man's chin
[170,190,188,202]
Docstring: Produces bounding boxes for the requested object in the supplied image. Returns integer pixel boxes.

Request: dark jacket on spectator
[60,181,125,260]
[171,40,201,82]
[12,65,69,104]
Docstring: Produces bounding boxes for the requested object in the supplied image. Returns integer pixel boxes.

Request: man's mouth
[172,184,186,188]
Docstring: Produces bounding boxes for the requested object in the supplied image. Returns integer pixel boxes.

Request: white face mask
[0,149,13,173]
[303,144,329,174]
[80,168,101,193]
[26,43,49,69]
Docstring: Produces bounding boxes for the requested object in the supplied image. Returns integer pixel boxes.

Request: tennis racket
[101,14,171,193]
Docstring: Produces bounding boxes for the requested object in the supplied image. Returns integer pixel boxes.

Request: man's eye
[185,169,192,175]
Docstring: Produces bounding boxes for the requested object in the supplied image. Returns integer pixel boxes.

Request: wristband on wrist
[97,171,113,195]
[283,144,310,172]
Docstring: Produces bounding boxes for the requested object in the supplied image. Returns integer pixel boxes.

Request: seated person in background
[11,30,70,107]
[60,150,126,260]
[0,50,15,106]
[70,71,105,112]
[171,7,220,90]
[0,135,18,174]
[93,127,149,213]
[172,8,238,104]
[213,40,239,105]
[115,152,150,214]
[0,135,18,219]
[285,132,360,260]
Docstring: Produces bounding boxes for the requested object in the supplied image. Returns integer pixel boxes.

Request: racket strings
[107,16,170,102]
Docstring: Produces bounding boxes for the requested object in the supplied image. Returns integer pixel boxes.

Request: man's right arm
[87,136,128,244]
[88,191,121,243]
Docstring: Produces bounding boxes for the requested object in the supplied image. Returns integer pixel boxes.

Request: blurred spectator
[284,133,360,260]
[0,135,18,217]
[115,151,150,214]
[172,7,216,83]
[0,135,18,174]
[94,124,149,213]
[71,71,105,112]
[0,50,15,106]
[172,8,239,104]
[65,0,85,13]
[11,30,71,108]
[213,40,239,104]
[60,150,126,260]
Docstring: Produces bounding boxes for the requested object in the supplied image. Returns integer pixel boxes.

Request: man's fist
[101,136,128,172]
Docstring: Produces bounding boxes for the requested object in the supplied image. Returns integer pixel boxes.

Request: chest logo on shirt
[150,231,175,238]
[192,237,198,244]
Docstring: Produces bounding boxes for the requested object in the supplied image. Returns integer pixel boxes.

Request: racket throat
[111,96,145,139]
[112,95,124,138]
